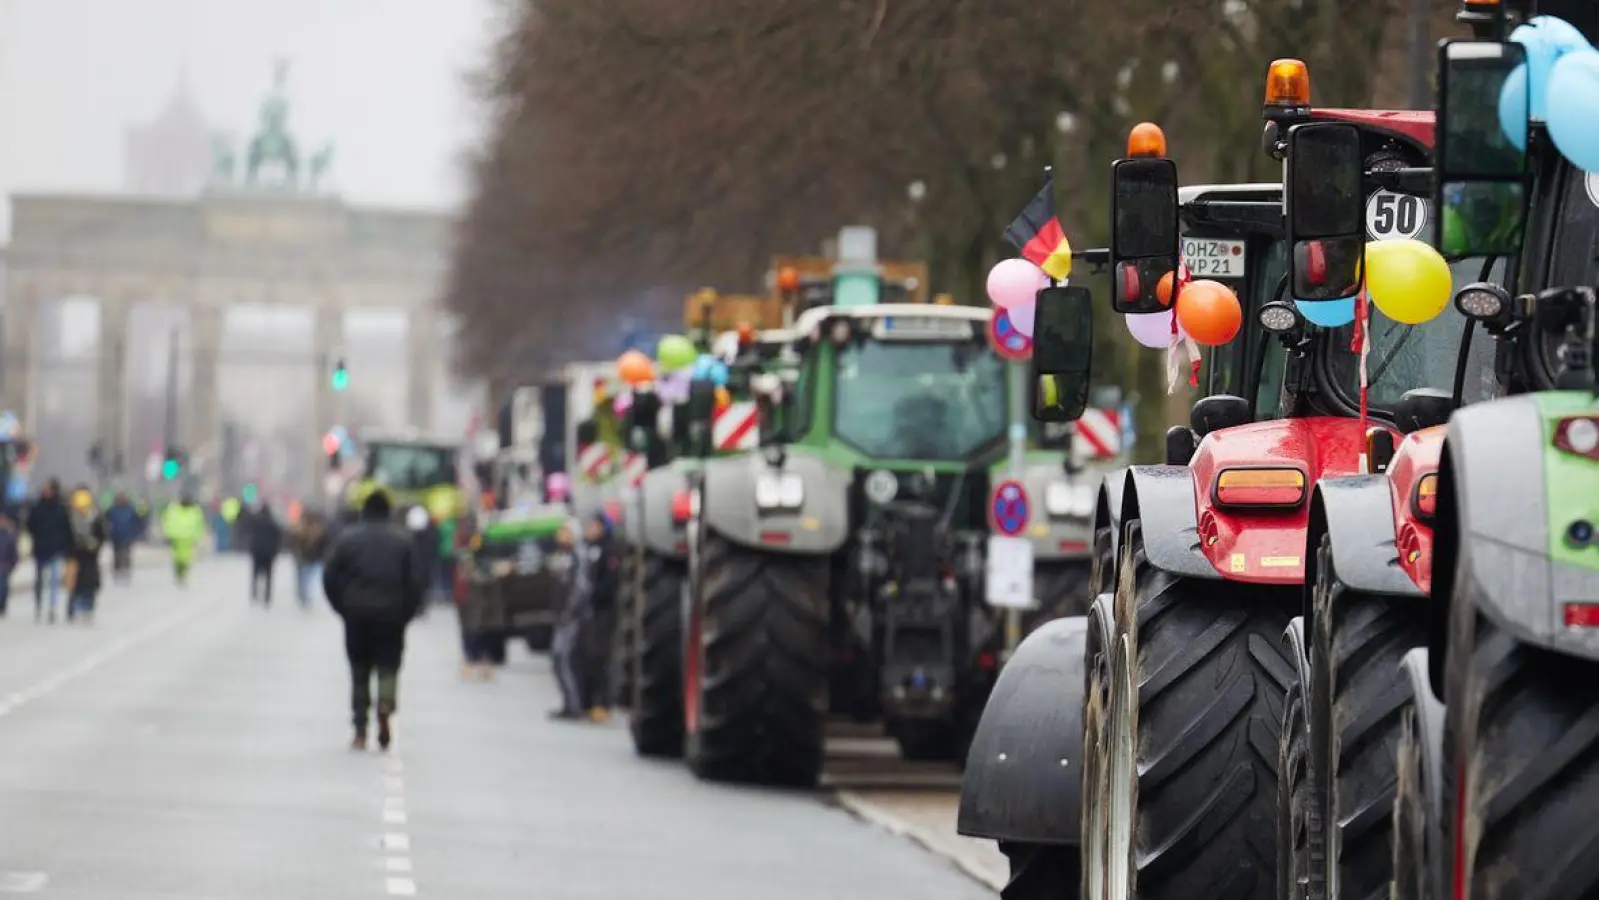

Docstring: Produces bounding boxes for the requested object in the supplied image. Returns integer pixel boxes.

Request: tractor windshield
[833,338,1007,460]
[366,443,459,491]
[1323,257,1503,409]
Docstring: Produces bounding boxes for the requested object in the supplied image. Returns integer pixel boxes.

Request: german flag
[1003,170,1072,280]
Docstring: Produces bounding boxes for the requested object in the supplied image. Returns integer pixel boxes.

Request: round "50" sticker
[1365,190,1429,241]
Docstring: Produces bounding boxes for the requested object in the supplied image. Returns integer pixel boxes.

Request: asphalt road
[0,557,995,899]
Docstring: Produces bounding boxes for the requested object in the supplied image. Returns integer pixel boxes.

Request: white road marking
[0,606,208,723]
[385,776,405,792]
[384,858,413,873]
[378,753,417,895]
[381,833,410,851]
[384,796,406,809]
[0,871,48,892]
[383,810,408,825]
[385,877,417,895]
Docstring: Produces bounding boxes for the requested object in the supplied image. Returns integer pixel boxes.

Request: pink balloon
[986,258,1047,310]
[1008,300,1036,337]
[1125,311,1182,349]
[612,392,634,415]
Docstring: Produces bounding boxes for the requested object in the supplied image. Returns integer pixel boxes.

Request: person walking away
[549,517,595,721]
[0,515,19,616]
[161,493,207,586]
[456,525,502,682]
[65,490,105,624]
[582,512,621,721]
[249,502,284,605]
[322,491,424,750]
[26,479,72,623]
[105,492,141,585]
[289,510,331,609]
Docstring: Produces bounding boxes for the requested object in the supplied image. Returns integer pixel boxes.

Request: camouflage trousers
[345,621,406,730]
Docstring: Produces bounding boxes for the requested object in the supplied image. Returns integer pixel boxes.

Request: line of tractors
[955,3,1599,899]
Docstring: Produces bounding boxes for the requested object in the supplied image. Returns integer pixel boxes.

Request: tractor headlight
[1454,282,1510,321]
[1045,482,1096,519]
[755,472,804,511]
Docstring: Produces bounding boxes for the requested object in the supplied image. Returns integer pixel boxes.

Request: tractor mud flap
[957,616,1084,846]
[1315,476,1425,597]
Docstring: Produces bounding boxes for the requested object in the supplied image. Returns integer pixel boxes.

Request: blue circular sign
[990,479,1030,537]
[988,310,1033,361]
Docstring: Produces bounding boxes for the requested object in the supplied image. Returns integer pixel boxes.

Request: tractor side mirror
[1110,157,1180,314]
[1030,286,1093,423]
[1436,39,1529,257]
[685,380,716,456]
[1285,122,1364,302]
[1190,394,1250,437]
[1391,388,1455,434]
[627,392,662,451]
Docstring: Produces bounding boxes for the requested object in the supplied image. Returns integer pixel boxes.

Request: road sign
[989,479,1031,537]
[985,535,1036,610]
[1075,408,1122,458]
[1365,191,1429,241]
[987,310,1032,361]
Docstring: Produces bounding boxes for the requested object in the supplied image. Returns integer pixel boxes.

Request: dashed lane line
[381,755,416,895]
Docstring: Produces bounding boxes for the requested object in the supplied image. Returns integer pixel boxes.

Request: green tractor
[458,503,573,658]
[676,277,1101,786]
[342,430,466,526]
[1366,7,1599,897]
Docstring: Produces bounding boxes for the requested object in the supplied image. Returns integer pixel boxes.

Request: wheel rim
[1085,683,1107,900]
[682,580,702,735]
[1107,634,1135,900]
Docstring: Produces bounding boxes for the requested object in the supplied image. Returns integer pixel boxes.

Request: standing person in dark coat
[105,492,141,584]
[549,517,594,721]
[0,514,18,616]
[248,502,284,605]
[582,512,621,720]
[26,479,73,623]
[322,491,424,751]
[65,489,106,624]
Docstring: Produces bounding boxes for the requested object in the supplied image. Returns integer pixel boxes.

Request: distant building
[123,68,212,197]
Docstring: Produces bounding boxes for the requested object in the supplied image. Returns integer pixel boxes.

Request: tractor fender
[1445,396,1599,662]
[1313,476,1424,598]
[957,616,1085,845]
[1092,470,1128,594]
[637,465,689,560]
[1119,466,1220,580]
[1020,462,1094,562]
[698,451,850,555]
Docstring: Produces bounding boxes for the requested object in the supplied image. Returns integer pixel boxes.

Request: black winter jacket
[322,516,423,625]
[26,496,73,560]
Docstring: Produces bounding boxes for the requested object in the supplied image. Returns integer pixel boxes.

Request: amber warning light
[1264,59,1311,110]
[1126,122,1167,158]
[1214,467,1307,508]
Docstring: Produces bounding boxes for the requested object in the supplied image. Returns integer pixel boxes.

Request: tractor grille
[849,468,991,533]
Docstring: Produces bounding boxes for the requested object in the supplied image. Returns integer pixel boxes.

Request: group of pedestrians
[0,480,152,623]
[548,512,621,723]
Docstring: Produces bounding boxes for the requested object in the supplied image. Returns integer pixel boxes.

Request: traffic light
[161,447,184,481]
[241,483,258,505]
[331,358,349,392]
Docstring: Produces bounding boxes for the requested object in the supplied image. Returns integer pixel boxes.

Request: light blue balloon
[1296,297,1356,328]
[1547,49,1599,173]
[1512,16,1594,121]
[691,355,717,380]
[1499,63,1529,152]
[709,360,730,387]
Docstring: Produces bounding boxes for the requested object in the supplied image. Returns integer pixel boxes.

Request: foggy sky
[0,0,501,237]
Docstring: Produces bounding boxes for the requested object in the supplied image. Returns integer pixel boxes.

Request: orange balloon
[714,386,732,410]
[777,266,801,292]
[1174,279,1242,346]
[1156,271,1176,307]
[617,349,654,385]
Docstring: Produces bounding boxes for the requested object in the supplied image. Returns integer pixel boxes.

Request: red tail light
[1554,416,1599,460]
[759,531,791,546]
[671,490,693,524]
[1566,603,1599,628]
[978,652,997,671]
[1213,467,1307,508]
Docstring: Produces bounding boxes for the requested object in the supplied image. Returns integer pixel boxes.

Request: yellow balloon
[1363,239,1451,325]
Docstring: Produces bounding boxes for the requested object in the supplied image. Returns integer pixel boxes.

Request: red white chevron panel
[623,452,649,487]
[1074,408,1121,459]
[712,401,760,451]
[577,442,613,481]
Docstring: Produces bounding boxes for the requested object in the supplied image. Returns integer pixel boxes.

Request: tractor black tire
[1446,611,1599,900]
[613,550,639,707]
[999,842,1081,900]
[629,554,687,758]
[1389,688,1432,900]
[685,531,829,787]
[1112,520,1294,900]
[1309,534,1426,900]
[1277,678,1321,900]
[1027,561,1093,630]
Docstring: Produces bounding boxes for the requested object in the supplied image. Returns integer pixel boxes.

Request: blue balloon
[691,355,718,380]
[1511,16,1594,120]
[708,360,730,387]
[1547,49,1599,173]
[1296,297,1356,328]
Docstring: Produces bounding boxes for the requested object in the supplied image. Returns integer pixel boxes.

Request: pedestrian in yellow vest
[161,493,207,586]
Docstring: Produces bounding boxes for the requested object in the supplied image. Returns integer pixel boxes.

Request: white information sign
[985,535,1037,611]
[1365,190,1429,240]
[1181,237,1247,279]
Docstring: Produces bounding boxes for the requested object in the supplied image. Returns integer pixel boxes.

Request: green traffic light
[161,459,180,480]
[242,483,258,504]
[332,364,349,391]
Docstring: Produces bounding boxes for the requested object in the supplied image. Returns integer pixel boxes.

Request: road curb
[834,790,1005,892]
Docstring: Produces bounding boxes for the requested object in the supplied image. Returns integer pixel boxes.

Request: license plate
[1182,238,1247,279]
[873,316,975,341]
